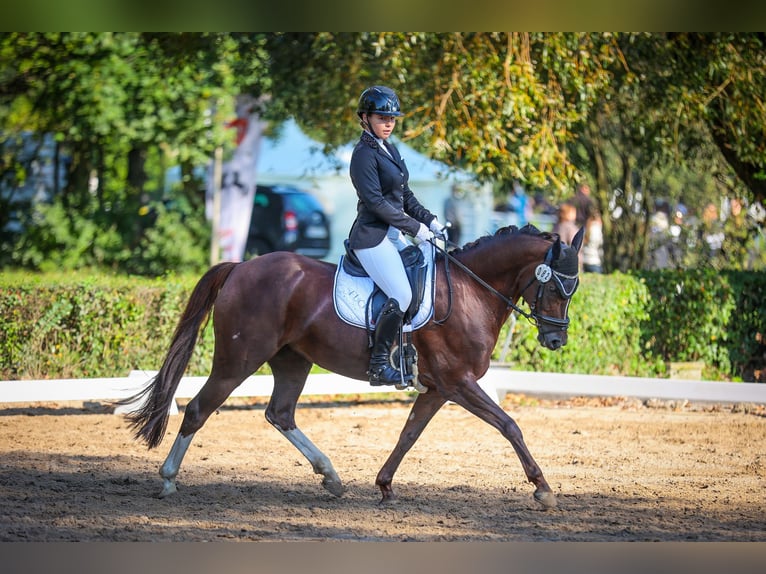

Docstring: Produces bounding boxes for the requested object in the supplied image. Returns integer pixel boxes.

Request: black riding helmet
[357,86,404,119]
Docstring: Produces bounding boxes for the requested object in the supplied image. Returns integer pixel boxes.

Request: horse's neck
[454,236,547,306]
[457,241,525,289]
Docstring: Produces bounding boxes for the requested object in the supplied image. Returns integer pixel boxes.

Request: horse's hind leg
[157,366,254,498]
[375,390,447,504]
[265,348,344,497]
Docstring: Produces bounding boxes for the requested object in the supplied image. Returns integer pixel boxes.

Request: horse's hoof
[157,480,177,499]
[322,477,345,497]
[533,489,557,509]
[378,495,399,506]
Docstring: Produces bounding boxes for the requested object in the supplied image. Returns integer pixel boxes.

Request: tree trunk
[127,146,148,197]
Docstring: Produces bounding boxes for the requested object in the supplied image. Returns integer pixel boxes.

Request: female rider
[347,85,446,386]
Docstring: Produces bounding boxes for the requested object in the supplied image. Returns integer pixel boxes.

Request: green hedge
[494,270,765,382]
[496,272,662,377]
[1,269,764,382]
[637,270,766,382]
[0,272,216,380]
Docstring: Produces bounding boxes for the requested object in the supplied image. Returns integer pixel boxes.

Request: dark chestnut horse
[123,224,584,509]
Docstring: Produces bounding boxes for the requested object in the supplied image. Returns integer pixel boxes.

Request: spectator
[507,180,531,227]
[552,202,579,246]
[572,182,595,227]
[581,211,604,273]
[648,200,672,269]
[699,202,725,260]
[667,203,689,268]
[443,184,463,246]
[721,197,756,269]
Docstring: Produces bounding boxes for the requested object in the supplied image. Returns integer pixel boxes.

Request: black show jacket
[348,131,436,250]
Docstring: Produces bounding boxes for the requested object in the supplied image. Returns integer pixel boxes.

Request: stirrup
[368,366,404,387]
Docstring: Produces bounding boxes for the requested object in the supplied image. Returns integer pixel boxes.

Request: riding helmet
[357,86,404,119]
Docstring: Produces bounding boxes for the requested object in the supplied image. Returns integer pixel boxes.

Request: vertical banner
[206,95,266,262]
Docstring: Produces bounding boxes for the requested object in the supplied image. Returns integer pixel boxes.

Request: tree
[2,33,764,274]
[665,33,766,204]
[266,32,618,192]
[0,32,270,273]
[568,33,764,271]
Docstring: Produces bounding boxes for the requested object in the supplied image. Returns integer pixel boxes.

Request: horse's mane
[445,223,557,258]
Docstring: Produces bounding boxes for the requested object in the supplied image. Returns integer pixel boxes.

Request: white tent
[255,119,493,262]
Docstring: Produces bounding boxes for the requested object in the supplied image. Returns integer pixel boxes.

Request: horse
[122,224,584,509]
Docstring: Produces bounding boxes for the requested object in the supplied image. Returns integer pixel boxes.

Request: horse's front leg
[375,390,447,504]
[448,378,557,509]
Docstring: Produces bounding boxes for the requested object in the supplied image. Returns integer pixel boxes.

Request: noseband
[431,239,578,331]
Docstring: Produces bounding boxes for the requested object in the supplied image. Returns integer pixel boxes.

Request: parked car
[245,184,331,259]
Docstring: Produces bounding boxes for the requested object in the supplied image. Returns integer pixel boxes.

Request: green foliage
[9,196,210,275]
[127,201,210,276]
[494,270,765,382]
[637,270,766,381]
[1,32,269,276]
[496,272,666,377]
[725,272,766,381]
[638,270,734,373]
[0,272,216,379]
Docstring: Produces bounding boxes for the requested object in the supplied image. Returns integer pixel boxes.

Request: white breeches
[354,226,412,313]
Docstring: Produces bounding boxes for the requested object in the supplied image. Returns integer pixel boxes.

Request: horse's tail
[120,261,239,449]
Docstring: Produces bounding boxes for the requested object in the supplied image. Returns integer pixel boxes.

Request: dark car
[245,184,331,259]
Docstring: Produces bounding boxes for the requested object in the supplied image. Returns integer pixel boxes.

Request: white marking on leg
[277,427,345,497]
[158,432,194,498]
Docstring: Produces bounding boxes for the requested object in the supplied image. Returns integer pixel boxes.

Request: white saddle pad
[333,241,436,332]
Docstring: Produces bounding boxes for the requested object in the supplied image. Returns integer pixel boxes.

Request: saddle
[333,239,435,331]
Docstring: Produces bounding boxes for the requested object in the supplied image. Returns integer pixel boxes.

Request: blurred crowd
[647,197,765,271]
[478,179,764,273]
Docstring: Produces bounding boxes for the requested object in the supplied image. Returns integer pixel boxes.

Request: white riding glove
[415,223,434,242]
[429,218,447,237]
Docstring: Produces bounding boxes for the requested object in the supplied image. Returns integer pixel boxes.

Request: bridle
[516,245,579,331]
[430,237,578,332]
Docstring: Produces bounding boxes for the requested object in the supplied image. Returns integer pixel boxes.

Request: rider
[347,85,446,386]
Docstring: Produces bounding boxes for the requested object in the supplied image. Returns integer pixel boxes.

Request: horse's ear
[571,226,585,252]
[551,236,562,260]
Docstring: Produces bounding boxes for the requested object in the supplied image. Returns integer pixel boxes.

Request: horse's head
[519,226,584,350]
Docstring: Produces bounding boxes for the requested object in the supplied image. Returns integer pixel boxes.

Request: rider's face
[366,113,397,140]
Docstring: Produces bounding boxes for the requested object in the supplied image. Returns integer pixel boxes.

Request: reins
[428,235,575,331]
[428,238,537,326]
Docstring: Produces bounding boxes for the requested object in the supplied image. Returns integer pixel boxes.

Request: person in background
[552,202,579,247]
[347,85,446,387]
[721,197,756,269]
[443,184,463,246]
[699,202,725,260]
[508,180,531,227]
[581,210,604,273]
[572,182,595,227]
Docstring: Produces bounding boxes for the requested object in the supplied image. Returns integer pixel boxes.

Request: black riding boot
[368,298,406,386]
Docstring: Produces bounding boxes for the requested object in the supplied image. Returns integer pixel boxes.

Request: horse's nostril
[547,335,563,350]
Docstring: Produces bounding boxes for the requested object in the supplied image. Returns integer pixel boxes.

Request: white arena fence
[0,368,764,414]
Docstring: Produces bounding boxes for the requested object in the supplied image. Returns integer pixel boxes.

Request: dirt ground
[1,392,764,542]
